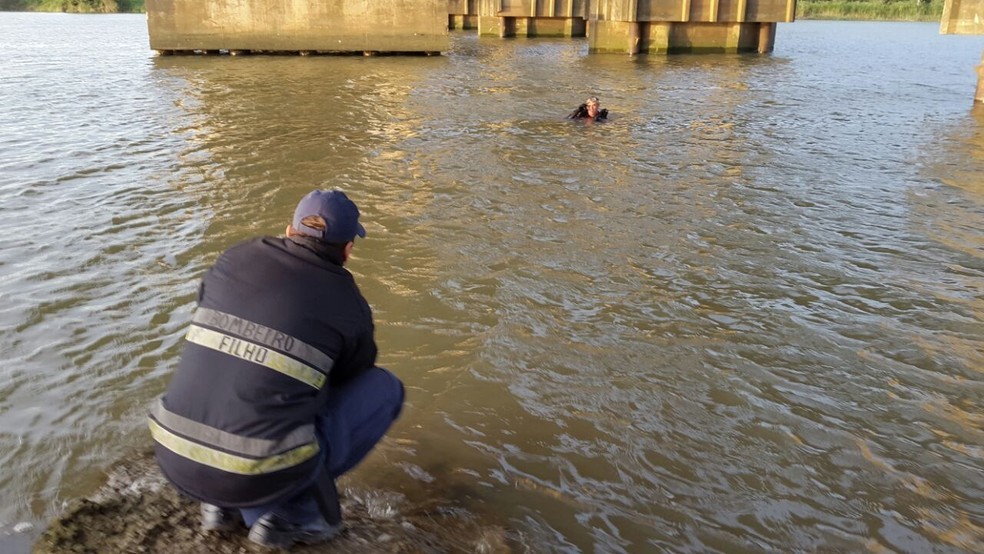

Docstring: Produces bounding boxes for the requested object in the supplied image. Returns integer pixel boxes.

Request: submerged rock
[34,450,508,553]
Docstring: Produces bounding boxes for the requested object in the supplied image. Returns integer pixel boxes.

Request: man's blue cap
[292,189,366,243]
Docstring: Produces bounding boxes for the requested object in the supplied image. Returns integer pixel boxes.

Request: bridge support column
[448,0,478,30]
[477,0,587,37]
[470,0,792,53]
[758,22,776,53]
[589,20,640,53]
[478,15,504,37]
[977,49,984,103]
[590,21,772,54]
[940,0,984,103]
[449,14,478,29]
[147,0,448,54]
[628,21,641,55]
[480,15,585,38]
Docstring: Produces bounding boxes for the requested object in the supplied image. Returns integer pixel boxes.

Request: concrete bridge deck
[147,0,794,56]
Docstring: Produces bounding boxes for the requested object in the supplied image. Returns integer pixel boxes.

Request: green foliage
[1,0,144,12]
[797,0,945,21]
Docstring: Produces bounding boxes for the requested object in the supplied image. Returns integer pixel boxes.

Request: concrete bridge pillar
[941,0,984,103]
[977,51,984,104]
[477,0,589,38]
[146,0,448,55]
[468,0,792,53]
[587,0,793,54]
[449,0,480,30]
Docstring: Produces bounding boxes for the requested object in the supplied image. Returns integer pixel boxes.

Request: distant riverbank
[0,0,144,13]
[797,0,944,21]
[0,0,947,21]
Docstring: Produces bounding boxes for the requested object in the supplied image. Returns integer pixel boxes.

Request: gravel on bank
[34,450,511,553]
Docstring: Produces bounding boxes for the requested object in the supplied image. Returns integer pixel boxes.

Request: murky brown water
[0,13,982,553]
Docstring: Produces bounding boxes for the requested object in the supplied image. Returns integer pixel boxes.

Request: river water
[0,12,982,553]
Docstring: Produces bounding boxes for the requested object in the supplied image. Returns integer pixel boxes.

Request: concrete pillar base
[478,15,502,37]
[976,49,984,104]
[479,16,585,38]
[589,21,777,54]
[449,14,478,30]
[758,22,776,53]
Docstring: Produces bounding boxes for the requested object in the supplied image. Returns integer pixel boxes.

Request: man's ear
[342,241,354,262]
[285,224,293,236]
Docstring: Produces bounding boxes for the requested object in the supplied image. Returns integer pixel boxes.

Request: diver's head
[585,97,600,117]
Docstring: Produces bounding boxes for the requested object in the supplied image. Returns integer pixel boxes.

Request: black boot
[200,503,242,532]
[247,511,343,549]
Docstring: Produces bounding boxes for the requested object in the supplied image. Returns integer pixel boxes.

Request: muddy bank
[34,450,511,553]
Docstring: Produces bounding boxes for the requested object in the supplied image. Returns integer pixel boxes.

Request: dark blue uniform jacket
[152,236,376,507]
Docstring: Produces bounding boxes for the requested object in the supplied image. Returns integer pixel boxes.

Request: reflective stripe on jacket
[151,236,377,507]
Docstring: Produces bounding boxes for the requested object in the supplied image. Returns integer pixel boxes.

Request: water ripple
[1,14,982,554]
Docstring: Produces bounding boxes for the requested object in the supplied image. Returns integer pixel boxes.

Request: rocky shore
[34,450,510,553]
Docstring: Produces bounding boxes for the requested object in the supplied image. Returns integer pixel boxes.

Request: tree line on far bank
[798,0,944,21]
[0,0,946,21]
[0,0,144,12]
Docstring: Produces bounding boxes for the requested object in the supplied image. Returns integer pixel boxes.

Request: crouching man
[149,189,404,549]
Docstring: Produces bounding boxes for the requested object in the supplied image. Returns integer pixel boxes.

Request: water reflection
[904,110,984,552]
[149,55,436,243]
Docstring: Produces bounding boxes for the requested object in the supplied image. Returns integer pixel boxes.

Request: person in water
[567,96,608,121]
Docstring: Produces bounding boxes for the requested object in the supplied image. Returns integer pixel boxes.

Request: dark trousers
[239,366,404,526]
